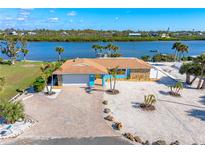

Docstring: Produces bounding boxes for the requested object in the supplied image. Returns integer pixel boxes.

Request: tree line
[1,28,205,42]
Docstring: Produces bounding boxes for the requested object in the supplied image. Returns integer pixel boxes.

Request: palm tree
[110,45,120,57]
[172,42,181,61]
[105,43,121,57]
[189,63,201,85]
[55,47,64,61]
[92,44,104,57]
[179,63,192,84]
[194,54,205,89]
[41,64,53,94]
[107,68,113,91]
[179,62,201,85]
[177,44,189,61]
[40,63,61,94]
[107,66,122,94]
[21,49,29,61]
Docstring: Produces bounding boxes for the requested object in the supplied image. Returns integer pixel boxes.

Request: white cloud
[17,17,25,21]
[67,11,77,16]
[48,17,59,22]
[69,19,73,23]
[115,17,119,20]
[5,17,13,20]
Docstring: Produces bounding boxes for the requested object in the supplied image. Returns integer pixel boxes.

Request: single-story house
[53,58,155,87]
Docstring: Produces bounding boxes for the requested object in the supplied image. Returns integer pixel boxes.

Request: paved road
[9,136,132,145]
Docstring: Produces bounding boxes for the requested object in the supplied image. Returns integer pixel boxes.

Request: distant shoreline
[1,36,205,42]
[21,38,205,43]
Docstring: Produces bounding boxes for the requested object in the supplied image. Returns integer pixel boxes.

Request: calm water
[1,41,205,61]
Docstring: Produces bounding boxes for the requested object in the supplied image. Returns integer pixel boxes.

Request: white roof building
[10,31,18,35]
[129,33,142,37]
[161,33,170,38]
[28,32,37,35]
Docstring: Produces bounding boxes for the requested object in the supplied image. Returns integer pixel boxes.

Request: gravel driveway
[15,86,117,140]
[104,80,205,144]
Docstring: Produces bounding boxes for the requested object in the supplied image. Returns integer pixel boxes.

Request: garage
[62,74,89,86]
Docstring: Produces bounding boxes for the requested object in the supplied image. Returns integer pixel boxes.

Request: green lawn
[0,61,43,101]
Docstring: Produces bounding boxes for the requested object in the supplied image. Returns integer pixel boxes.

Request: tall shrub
[0,101,25,124]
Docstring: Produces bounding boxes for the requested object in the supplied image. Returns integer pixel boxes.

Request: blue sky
[0,8,205,31]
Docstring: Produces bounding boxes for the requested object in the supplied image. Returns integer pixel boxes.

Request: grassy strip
[0,61,44,101]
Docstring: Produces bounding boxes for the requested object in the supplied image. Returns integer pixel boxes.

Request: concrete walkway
[13,86,117,140]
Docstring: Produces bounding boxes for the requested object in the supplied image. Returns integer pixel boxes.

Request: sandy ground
[151,62,201,87]
[104,76,205,144]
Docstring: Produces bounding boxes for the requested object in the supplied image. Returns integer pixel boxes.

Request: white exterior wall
[150,67,166,79]
[62,74,89,86]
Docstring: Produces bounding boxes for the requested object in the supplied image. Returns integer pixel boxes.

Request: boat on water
[149,50,160,53]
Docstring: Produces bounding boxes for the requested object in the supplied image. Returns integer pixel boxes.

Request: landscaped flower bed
[0,117,35,140]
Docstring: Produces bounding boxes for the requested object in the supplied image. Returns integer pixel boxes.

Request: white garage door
[62,74,89,85]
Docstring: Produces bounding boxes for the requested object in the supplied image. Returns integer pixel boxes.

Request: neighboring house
[28,32,37,35]
[20,32,26,36]
[161,33,170,38]
[9,31,18,35]
[53,58,154,87]
[150,32,159,37]
[61,31,68,35]
[128,33,141,37]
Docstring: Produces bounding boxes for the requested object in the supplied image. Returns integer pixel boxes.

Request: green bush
[152,54,175,62]
[33,76,45,92]
[0,101,25,124]
[0,59,11,65]
[144,94,157,106]
[169,81,183,96]
[109,53,122,57]
[141,55,150,61]
[181,56,194,61]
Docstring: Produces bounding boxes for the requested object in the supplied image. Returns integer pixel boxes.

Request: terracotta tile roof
[93,58,151,69]
[53,58,108,75]
[53,58,152,75]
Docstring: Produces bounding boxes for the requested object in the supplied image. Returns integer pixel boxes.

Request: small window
[117,69,126,75]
